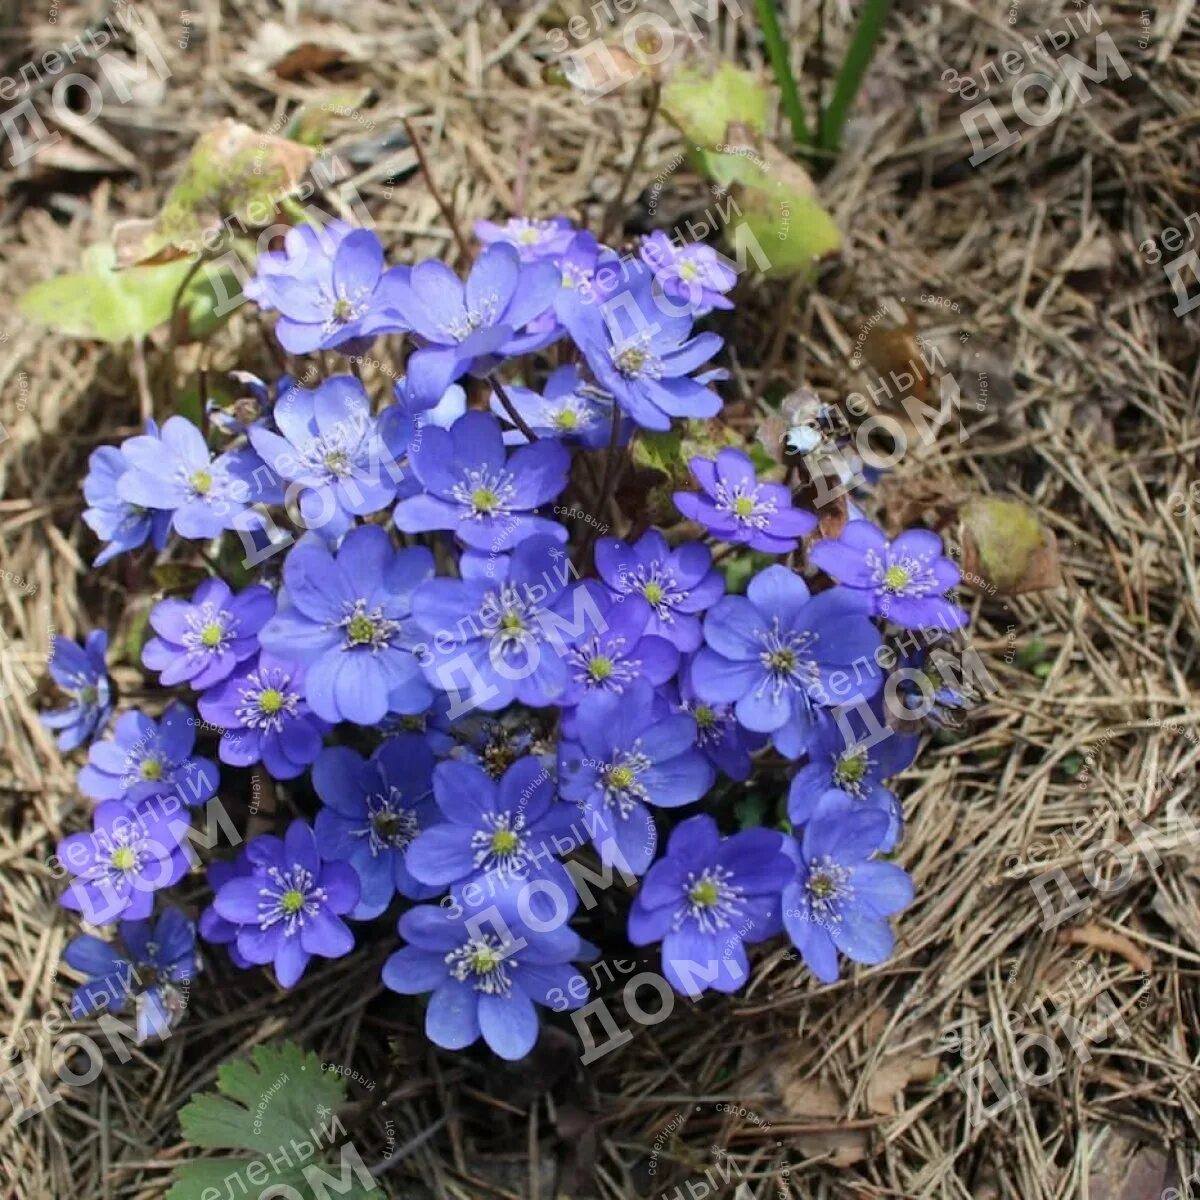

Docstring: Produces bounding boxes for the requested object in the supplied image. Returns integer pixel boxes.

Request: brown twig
[599,81,661,244]
[403,117,471,261]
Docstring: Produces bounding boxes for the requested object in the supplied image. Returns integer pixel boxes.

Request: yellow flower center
[553,409,579,430]
[110,847,136,871]
[346,614,375,645]
[280,889,305,913]
[883,565,910,591]
[607,765,634,790]
[140,758,164,781]
[199,622,223,648]
[689,879,719,907]
[642,581,664,605]
[679,260,699,280]
[836,752,867,785]
[470,944,503,972]
[259,688,284,714]
[587,656,614,681]
[490,828,519,855]
[767,649,796,672]
[471,487,500,514]
[694,705,716,729]
[733,495,756,519]
[500,612,524,634]
[189,469,213,495]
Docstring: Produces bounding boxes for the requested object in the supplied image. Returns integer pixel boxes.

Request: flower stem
[754,0,812,148]
[490,376,539,444]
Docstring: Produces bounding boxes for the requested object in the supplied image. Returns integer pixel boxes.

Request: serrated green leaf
[166,1159,381,1200]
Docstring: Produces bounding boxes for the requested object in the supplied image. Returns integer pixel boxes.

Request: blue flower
[211,821,361,988]
[780,794,913,983]
[64,909,196,1042]
[198,851,255,968]
[406,756,578,890]
[674,449,816,553]
[197,654,329,780]
[78,703,219,809]
[594,530,724,652]
[116,416,276,541]
[258,526,434,725]
[809,521,967,631]
[628,814,790,996]
[393,411,569,551]
[249,375,411,540]
[312,735,443,919]
[41,632,114,751]
[143,578,273,691]
[640,231,736,314]
[474,215,577,262]
[890,634,978,728]
[558,684,713,874]
[659,666,765,783]
[382,869,592,1060]
[559,261,723,431]
[690,566,883,759]
[488,365,617,448]
[389,375,467,427]
[82,435,172,566]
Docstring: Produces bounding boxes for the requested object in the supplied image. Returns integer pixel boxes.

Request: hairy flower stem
[600,81,661,245]
[489,375,540,444]
[576,401,624,571]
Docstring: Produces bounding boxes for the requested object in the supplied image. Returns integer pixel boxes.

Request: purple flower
[197,654,329,780]
[558,684,713,874]
[474,215,577,262]
[594,530,724,652]
[809,521,967,631]
[58,800,190,923]
[64,908,196,1041]
[78,703,219,809]
[198,851,254,968]
[387,244,560,404]
[41,631,114,752]
[212,821,361,988]
[780,794,912,983]
[258,526,434,725]
[116,417,276,541]
[640,231,736,314]
[249,375,411,540]
[628,815,790,996]
[559,590,679,707]
[249,223,410,353]
[209,370,290,435]
[660,666,765,783]
[674,449,816,553]
[559,261,723,431]
[787,707,916,850]
[82,436,172,566]
[411,536,582,711]
[382,869,591,1060]
[406,757,577,890]
[143,578,273,691]
[690,566,883,759]
[393,411,569,552]
[312,735,443,919]
[488,365,617,448]
[890,634,978,728]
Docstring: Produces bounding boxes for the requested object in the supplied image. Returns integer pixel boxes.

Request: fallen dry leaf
[959,496,1064,595]
[238,20,369,79]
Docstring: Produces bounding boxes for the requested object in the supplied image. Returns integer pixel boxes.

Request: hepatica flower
[59,800,190,923]
[595,530,724,652]
[198,851,255,968]
[691,566,883,759]
[259,526,434,725]
[64,908,196,1042]
[394,410,569,551]
[560,262,724,431]
[41,631,113,752]
[212,821,360,988]
[675,449,816,553]
[312,735,442,919]
[640,231,736,314]
[474,215,577,262]
[197,655,328,780]
[628,815,790,996]
[382,869,591,1060]
[78,703,219,809]
[780,795,913,983]
[143,579,273,691]
[558,684,713,874]
[250,375,410,539]
[82,437,171,566]
[663,668,765,783]
[488,365,614,448]
[809,520,967,631]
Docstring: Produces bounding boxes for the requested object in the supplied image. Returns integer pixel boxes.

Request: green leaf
[661,61,768,147]
[733,793,766,830]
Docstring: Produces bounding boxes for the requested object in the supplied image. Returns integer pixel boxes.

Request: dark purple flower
[659,666,765,782]
[58,800,190,923]
[197,655,329,780]
[809,520,967,631]
[640,231,736,314]
[594,530,724,652]
[64,908,196,1041]
[258,526,434,725]
[249,375,412,540]
[558,261,723,431]
[41,631,113,752]
[406,756,577,889]
[143,578,273,691]
[382,868,591,1060]
[780,794,912,983]
[690,566,883,759]
[558,683,713,874]
[393,411,569,551]
[78,703,219,809]
[212,821,360,988]
[628,814,790,996]
[474,215,577,262]
[488,365,617,448]
[674,449,816,553]
[312,735,443,919]
[82,434,172,566]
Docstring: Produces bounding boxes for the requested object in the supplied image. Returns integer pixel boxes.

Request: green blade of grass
[819,0,892,153]
[754,0,812,148]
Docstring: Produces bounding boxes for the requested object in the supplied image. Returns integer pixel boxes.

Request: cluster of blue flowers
[46,214,969,1061]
